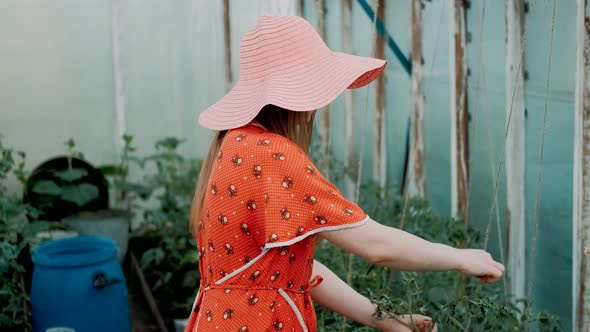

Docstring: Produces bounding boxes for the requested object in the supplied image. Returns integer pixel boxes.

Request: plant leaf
[60,183,99,206]
[32,180,61,195]
[53,168,88,182]
[97,165,121,177]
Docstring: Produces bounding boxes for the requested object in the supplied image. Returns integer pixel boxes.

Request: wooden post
[298,0,305,17]
[574,1,590,330]
[342,0,356,198]
[317,0,331,178]
[223,0,232,91]
[374,0,387,187]
[111,0,126,154]
[408,0,425,197]
[449,0,469,223]
[505,0,526,309]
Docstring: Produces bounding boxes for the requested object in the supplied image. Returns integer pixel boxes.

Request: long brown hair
[189,105,316,235]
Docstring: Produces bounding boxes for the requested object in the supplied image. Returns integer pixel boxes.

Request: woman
[186,16,504,332]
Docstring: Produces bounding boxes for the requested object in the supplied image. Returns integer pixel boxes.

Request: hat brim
[199,51,387,130]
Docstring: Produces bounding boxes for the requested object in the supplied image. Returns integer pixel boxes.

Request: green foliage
[98,134,150,213]
[129,137,201,318]
[30,139,99,209]
[312,179,561,331]
[0,137,52,331]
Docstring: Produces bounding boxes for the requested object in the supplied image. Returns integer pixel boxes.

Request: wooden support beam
[408,0,425,197]
[374,0,386,187]
[317,0,331,178]
[574,1,590,330]
[223,0,232,91]
[110,0,126,154]
[342,0,356,198]
[505,0,526,309]
[450,0,469,223]
[298,0,305,17]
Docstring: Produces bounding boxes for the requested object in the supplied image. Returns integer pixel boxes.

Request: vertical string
[342,3,380,331]
[524,0,555,329]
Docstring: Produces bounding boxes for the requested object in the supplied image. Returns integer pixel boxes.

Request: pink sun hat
[198,15,387,130]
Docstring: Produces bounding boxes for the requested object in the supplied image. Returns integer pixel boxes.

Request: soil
[124,253,161,332]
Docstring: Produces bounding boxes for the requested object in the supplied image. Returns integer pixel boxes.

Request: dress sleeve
[252,134,369,248]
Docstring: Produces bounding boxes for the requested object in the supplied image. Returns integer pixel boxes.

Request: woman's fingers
[493,261,505,273]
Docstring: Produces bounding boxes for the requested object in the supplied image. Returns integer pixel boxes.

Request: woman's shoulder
[222,125,307,160]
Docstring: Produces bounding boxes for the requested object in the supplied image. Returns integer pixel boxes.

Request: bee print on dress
[241,223,250,236]
[235,134,246,141]
[224,288,231,294]
[257,139,270,145]
[231,155,243,166]
[253,165,262,178]
[268,233,278,242]
[220,270,228,278]
[198,246,205,257]
[244,256,252,263]
[250,270,261,280]
[224,243,233,255]
[246,200,257,211]
[279,246,289,256]
[228,184,237,196]
[281,177,293,189]
[217,150,223,162]
[273,321,283,330]
[303,195,317,205]
[272,153,286,161]
[280,207,290,220]
[208,240,215,252]
[239,326,248,332]
[306,165,314,174]
[344,207,353,216]
[264,193,269,205]
[219,214,228,225]
[270,271,280,281]
[223,309,234,320]
[206,310,212,321]
[269,301,276,313]
[211,182,218,195]
[315,216,327,225]
[208,266,213,275]
[289,253,296,263]
[286,281,294,289]
[248,294,259,305]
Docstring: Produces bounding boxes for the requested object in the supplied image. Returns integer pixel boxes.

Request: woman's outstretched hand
[454,249,505,284]
[379,314,437,332]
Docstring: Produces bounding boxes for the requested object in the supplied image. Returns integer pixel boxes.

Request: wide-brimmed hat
[199,15,387,130]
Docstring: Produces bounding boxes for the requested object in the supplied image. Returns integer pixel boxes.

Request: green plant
[130,137,201,320]
[98,134,150,214]
[30,138,99,210]
[0,137,52,331]
[312,180,561,331]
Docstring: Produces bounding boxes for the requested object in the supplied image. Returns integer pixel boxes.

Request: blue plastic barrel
[31,236,131,332]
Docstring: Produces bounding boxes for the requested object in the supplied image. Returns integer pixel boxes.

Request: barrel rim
[33,235,117,268]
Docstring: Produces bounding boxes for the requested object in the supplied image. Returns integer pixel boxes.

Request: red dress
[185,125,368,331]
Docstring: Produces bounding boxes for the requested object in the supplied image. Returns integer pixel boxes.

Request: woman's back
[190,124,367,331]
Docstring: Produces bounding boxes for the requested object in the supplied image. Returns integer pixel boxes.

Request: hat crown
[239,16,330,81]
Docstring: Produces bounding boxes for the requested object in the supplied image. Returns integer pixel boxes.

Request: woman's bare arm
[310,260,436,331]
[310,260,381,329]
[320,218,504,282]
